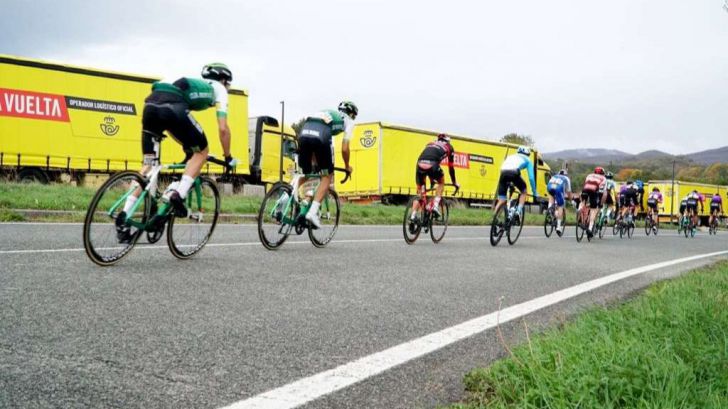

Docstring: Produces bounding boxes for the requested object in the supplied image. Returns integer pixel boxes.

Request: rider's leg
[176,148,208,198]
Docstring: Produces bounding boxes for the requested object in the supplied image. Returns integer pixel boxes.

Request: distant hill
[685,146,728,165]
[543,149,630,164]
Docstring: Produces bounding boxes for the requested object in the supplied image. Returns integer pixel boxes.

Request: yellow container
[0,54,249,178]
[333,122,551,202]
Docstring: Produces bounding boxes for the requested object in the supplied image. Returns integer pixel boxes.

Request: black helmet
[437,133,451,142]
[201,63,233,83]
[606,171,613,179]
[558,169,566,176]
[338,101,358,120]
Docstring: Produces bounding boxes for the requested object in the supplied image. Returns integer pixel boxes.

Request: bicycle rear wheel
[309,188,341,248]
[430,200,449,243]
[258,183,294,250]
[167,176,220,259]
[403,197,422,244]
[83,171,149,266]
[544,212,554,238]
[489,205,506,246]
[575,209,586,242]
[598,219,606,239]
[507,208,524,245]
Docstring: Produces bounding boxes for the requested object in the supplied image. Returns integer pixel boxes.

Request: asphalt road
[1,222,727,409]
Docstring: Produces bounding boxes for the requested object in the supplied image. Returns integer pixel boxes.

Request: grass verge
[448,261,728,409]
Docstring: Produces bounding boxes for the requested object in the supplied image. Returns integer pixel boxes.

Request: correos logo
[360,130,376,148]
[100,116,120,136]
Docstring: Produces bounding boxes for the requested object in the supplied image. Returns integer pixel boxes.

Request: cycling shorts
[685,199,698,213]
[623,192,638,207]
[647,198,658,209]
[710,203,721,213]
[142,92,208,157]
[582,190,599,209]
[548,186,565,207]
[497,169,526,200]
[679,204,686,214]
[298,120,334,174]
[415,160,444,187]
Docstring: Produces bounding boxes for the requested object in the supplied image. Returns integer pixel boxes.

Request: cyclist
[635,179,645,212]
[709,192,723,228]
[685,190,704,232]
[678,195,688,225]
[297,101,357,228]
[493,146,538,223]
[117,63,235,242]
[580,166,608,238]
[410,133,459,219]
[646,187,663,223]
[600,171,617,222]
[547,169,572,234]
[620,180,639,222]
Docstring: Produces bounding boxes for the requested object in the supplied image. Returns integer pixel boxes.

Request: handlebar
[333,167,352,184]
[207,155,237,175]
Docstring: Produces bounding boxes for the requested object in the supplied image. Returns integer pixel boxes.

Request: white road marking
[220,250,728,409]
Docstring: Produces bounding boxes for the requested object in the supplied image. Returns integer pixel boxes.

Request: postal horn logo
[360,130,376,148]
[100,116,120,136]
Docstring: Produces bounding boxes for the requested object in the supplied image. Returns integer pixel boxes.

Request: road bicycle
[575,202,592,242]
[490,183,526,246]
[593,205,610,239]
[403,184,459,244]
[708,214,722,235]
[613,206,635,239]
[257,164,350,250]
[683,211,698,238]
[644,207,660,236]
[83,132,233,266]
[543,203,566,238]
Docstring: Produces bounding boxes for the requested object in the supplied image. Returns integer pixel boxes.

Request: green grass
[448,261,728,409]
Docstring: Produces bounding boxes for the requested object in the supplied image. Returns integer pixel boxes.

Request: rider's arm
[217,116,231,158]
[211,81,232,157]
[526,160,537,198]
[341,117,354,172]
[447,144,457,185]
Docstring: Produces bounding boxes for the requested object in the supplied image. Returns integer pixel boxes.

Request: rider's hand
[224,155,235,167]
[346,165,353,174]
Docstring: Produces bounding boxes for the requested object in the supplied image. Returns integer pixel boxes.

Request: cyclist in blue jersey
[547,169,572,234]
[635,179,645,212]
[494,146,538,223]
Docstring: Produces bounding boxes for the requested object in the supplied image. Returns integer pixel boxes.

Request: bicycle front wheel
[644,217,651,236]
[403,197,422,244]
[507,208,524,245]
[258,183,294,250]
[490,206,506,246]
[429,200,449,243]
[309,188,341,248]
[167,176,220,259]
[83,171,149,266]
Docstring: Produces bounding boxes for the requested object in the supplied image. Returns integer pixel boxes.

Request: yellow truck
[248,116,296,185]
[333,122,551,204]
[0,54,250,184]
[644,180,727,223]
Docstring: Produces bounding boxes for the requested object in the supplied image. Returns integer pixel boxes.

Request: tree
[500,133,534,147]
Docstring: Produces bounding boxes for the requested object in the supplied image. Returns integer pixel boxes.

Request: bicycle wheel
[556,207,566,237]
[544,212,554,238]
[507,207,524,245]
[490,206,506,246]
[644,216,652,236]
[612,219,618,235]
[684,222,689,238]
[167,176,219,259]
[309,188,341,248]
[575,209,586,242]
[403,197,422,244]
[627,221,634,238]
[258,183,294,250]
[430,200,449,243]
[83,171,149,266]
[598,218,606,239]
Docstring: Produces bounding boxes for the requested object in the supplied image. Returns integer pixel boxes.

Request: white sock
[177,175,195,199]
[122,196,137,214]
[557,219,562,228]
[433,196,441,208]
[309,200,321,216]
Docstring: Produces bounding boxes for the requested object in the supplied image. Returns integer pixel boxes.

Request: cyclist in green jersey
[116,63,235,242]
[297,101,357,228]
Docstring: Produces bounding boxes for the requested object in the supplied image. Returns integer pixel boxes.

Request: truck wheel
[17,168,49,184]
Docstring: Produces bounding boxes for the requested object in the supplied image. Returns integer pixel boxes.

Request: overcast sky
[3,0,727,154]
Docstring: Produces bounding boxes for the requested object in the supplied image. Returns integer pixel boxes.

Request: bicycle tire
[83,171,148,266]
[403,197,423,244]
[430,200,449,243]
[490,205,506,246]
[309,188,341,248]
[507,207,524,245]
[167,176,220,259]
[575,208,587,242]
[544,212,554,238]
[627,222,634,238]
[258,183,294,250]
[598,218,606,239]
[644,216,651,236]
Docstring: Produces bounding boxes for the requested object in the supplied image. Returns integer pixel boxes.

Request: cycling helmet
[606,171,614,179]
[626,180,634,185]
[338,100,358,120]
[594,166,605,175]
[437,133,451,142]
[558,169,567,176]
[201,63,233,83]
[517,146,531,156]
[653,187,660,192]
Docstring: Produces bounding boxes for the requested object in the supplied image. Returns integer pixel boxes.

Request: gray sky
[3,0,727,154]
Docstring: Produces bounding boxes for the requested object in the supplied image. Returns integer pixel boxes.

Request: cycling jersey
[620,184,638,207]
[686,192,702,212]
[582,173,606,192]
[152,77,228,117]
[547,174,570,207]
[647,191,662,209]
[498,154,537,199]
[711,194,722,205]
[298,109,354,174]
[303,109,354,141]
[416,140,454,187]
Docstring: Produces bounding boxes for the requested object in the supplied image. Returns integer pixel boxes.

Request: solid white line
[220,249,728,409]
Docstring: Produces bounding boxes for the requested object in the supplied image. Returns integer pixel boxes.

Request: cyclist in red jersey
[580,167,609,238]
[410,133,459,218]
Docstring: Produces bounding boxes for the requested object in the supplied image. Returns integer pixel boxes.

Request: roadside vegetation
[0,182,577,225]
[447,261,728,409]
